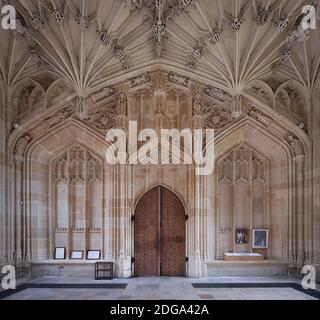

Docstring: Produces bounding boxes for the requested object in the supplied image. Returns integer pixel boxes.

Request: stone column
[188,92,204,277]
[114,90,131,278]
[116,164,132,278]
[295,155,306,264]
[1,86,15,265]
[12,134,32,264]
[285,132,307,271]
[188,171,202,277]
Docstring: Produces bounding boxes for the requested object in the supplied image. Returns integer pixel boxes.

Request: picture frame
[54,247,66,260]
[70,250,84,260]
[86,250,101,260]
[252,229,268,248]
[235,228,248,244]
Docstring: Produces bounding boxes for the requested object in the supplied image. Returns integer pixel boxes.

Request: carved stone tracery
[218,145,267,184]
[88,105,117,131]
[217,144,269,259]
[203,104,231,130]
[51,145,103,248]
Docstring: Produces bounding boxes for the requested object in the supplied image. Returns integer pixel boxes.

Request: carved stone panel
[203,104,231,130]
[88,105,117,131]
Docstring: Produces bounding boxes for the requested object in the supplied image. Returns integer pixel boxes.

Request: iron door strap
[159,186,163,226]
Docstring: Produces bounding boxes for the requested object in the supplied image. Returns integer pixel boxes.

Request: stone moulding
[129,72,151,88]
[248,106,274,127]
[168,72,190,87]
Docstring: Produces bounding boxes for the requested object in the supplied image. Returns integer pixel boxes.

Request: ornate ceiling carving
[0,0,319,128]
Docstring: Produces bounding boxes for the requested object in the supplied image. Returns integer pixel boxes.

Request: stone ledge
[30,260,121,278]
[30,260,112,265]
[206,260,289,277]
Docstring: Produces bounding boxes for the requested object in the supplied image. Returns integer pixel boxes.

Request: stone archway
[134,186,186,277]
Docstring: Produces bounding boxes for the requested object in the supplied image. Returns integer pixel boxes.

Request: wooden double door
[134,186,186,277]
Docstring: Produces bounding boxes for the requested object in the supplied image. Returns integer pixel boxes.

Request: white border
[252,229,269,248]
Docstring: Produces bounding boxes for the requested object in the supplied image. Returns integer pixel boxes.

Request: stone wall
[2,73,318,278]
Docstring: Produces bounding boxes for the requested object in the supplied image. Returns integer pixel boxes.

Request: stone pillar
[116,164,131,278]
[285,131,307,272]
[295,155,305,264]
[188,172,202,277]
[205,168,215,261]
[114,90,131,278]
[188,91,206,277]
[12,134,32,263]
[0,86,14,266]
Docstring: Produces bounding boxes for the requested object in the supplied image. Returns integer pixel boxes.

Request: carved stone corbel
[129,72,151,88]
[231,94,242,119]
[192,91,203,129]
[285,132,305,158]
[248,106,273,127]
[45,106,74,128]
[116,91,129,131]
[76,96,88,120]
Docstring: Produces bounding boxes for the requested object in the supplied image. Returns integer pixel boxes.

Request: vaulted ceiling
[0,0,319,117]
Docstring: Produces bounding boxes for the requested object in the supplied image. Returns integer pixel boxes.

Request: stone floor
[1,276,319,300]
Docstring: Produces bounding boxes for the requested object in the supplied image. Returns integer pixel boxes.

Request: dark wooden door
[134,186,185,277]
[134,187,160,277]
[160,187,186,276]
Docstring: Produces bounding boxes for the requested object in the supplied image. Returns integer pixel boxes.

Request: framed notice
[70,250,84,260]
[87,250,101,260]
[252,229,268,249]
[235,228,248,244]
[54,247,66,260]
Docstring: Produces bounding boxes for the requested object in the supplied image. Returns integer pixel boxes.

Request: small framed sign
[87,250,101,260]
[235,228,248,244]
[54,247,66,260]
[70,250,84,260]
[252,229,269,248]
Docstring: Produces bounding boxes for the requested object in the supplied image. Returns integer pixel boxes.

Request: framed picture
[87,250,101,260]
[70,250,84,260]
[252,229,268,248]
[54,247,66,260]
[235,228,248,244]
